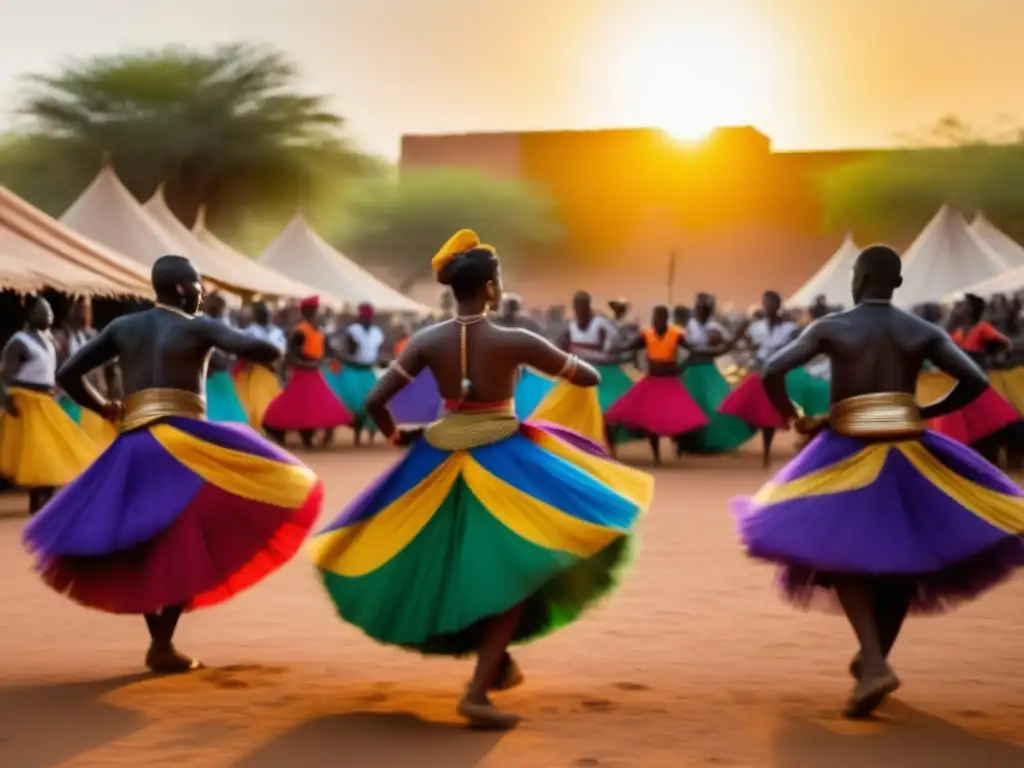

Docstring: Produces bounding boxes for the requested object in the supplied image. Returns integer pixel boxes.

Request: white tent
[144,188,334,301]
[956,266,1024,298]
[259,213,431,313]
[895,205,1010,307]
[970,212,1024,268]
[785,233,859,308]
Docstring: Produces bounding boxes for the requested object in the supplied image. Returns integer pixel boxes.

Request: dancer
[499,294,557,419]
[926,294,1019,462]
[235,302,286,429]
[0,297,100,514]
[719,291,830,466]
[262,295,352,448]
[332,302,385,445]
[203,293,248,424]
[23,255,323,672]
[310,230,653,728]
[495,294,542,333]
[675,293,755,455]
[733,245,1024,718]
[55,298,118,447]
[531,291,636,448]
[605,306,708,464]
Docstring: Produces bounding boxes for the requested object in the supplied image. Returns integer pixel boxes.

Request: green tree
[340,168,564,291]
[0,43,376,228]
[817,117,1024,240]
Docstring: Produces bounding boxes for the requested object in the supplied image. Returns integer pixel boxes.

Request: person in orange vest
[605,305,708,464]
[262,295,352,448]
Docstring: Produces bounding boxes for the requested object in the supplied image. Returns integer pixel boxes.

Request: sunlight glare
[609,10,764,139]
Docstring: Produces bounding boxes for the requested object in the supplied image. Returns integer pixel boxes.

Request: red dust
[0,438,1022,767]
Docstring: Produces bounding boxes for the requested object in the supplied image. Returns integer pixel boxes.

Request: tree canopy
[0,43,377,229]
[339,168,564,290]
[816,118,1024,240]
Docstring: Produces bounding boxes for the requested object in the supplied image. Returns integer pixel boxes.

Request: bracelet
[392,362,414,382]
[557,354,579,379]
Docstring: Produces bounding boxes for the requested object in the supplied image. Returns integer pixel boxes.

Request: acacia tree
[340,168,564,291]
[0,43,374,227]
[817,117,1024,240]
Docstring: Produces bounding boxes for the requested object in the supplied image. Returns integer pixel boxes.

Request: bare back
[403,319,574,403]
[764,303,988,403]
[57,308,280,412]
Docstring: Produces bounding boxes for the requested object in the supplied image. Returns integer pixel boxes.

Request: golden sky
[1,0,1022,158]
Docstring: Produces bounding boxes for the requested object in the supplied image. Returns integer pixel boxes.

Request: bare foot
[457,695,522,730]
[489,654,525,691]
[849,652,863,680]
[843,667,900,719]
[145,645,203,675]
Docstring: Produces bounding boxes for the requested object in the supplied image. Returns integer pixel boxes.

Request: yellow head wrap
[431,229,496,280]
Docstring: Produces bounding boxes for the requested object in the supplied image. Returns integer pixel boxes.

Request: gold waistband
[121,388,206,432]
[829,392,923,439]
[424,408,520,451]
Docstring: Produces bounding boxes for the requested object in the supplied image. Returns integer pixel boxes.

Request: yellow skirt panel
[0,388,100,487]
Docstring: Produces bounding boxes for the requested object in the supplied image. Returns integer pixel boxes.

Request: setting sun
[602,6,777,139]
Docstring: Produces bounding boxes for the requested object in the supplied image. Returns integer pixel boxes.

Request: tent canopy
[1,185,150,297]
[259,214,431,314]
[895,205,1010,308]
[956,265,1024,298]
[970,213,1024,268]
[785,233,859,309]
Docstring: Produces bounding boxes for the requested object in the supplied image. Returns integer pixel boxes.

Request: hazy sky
[2,0,1023,158]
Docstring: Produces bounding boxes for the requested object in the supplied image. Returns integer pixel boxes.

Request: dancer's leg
[834,578,900,718]
[459,603,525,728]
[144,604,201,673]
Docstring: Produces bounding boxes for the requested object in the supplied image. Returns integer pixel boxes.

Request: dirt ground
[1,437,1023,768]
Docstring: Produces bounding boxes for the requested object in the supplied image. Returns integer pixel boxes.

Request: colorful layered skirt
[719,368,832,430]
[988,365,1024,415]
[23,412,323,614]
[1,387,100,488]
[916,371,1020,444]
[733,427,1024,613]
[262,366,353,432]
[310,414,653,654]
[206,370,248,424]
[514,368,557,420]
[388,369,443,427]
[328,364,380,431]
[677,361,756,453]
[595,363,645,445]
[528,379,608,447]
[59,395,118,448]
[234,364,283,429]
[605,374,708,436]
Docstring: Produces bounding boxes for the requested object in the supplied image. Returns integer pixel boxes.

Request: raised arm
[201,318,280,365]
[56,325,120,417]
[762,321,827,420]
[919,332,990,420]
[519,330,600,387]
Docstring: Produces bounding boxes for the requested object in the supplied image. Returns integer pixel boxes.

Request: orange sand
[1,438,1023,767]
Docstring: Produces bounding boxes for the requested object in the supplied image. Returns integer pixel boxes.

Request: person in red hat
[262,295,352,448]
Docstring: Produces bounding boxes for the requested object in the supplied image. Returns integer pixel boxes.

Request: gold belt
[829,392,924,439]
[424,408,520,451]
[121,388,206,432]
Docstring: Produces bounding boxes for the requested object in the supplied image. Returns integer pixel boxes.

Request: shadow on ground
[235,711,505,768]
[772,699,1024,768]
[0,674,148,768]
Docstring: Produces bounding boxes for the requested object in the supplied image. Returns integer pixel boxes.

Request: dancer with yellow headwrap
[310,230,653,729]
[733,246,1024,720]
[0,297,100,514]
[23,256,323,674]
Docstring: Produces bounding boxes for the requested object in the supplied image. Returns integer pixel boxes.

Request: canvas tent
[970,213,1024,268]
[1,185,150,297]
[259,214,430,313]
[894,205,1010,308]
[143,191,333,302]
[785,233,859,308]
[956,265,1024,298]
